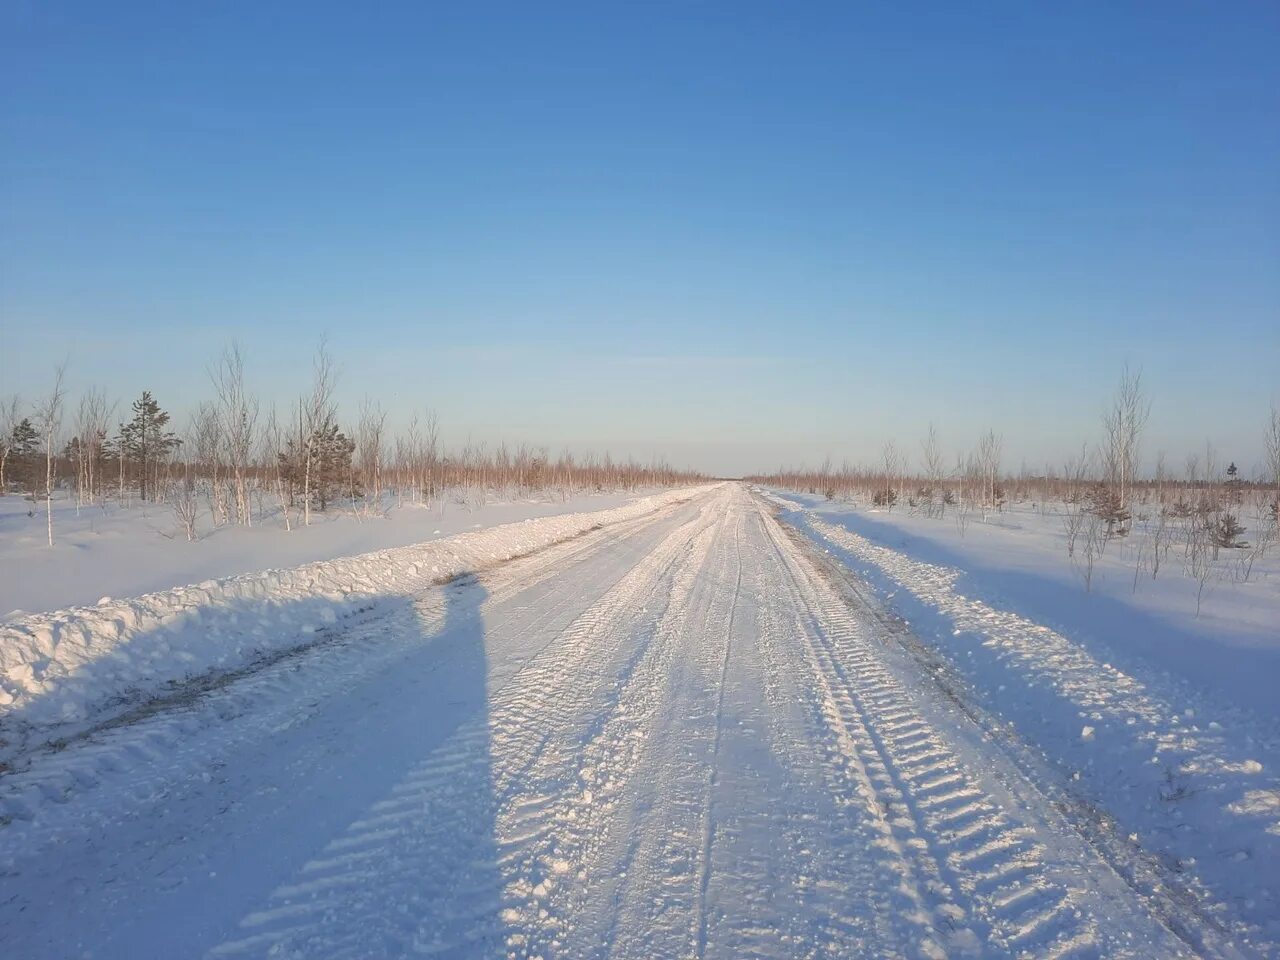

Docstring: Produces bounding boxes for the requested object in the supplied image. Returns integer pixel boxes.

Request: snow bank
[773,491,1280,719]
[0,489,651,617]
[0,485,710,753]
[768,491,1280,950]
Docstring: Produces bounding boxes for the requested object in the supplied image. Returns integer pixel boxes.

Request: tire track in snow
[696,502,906,958]
[572,491,743,960]
[495,506,725,959]
[1,485,1211,959]
[694,511,743,959]
[0,492,702,842]
[756,495,1192,959]
[792,507,1277,957]
[207,488,731,958]
[758,511,964,959]
[482,500,726,958]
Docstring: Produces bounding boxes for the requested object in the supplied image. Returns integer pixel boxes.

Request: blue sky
[3,2,1277,476]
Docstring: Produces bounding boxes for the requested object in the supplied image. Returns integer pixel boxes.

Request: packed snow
[0,486,706,762]
[766,488,1280,955]
[0,483,1275,958]
[764,491,1280,718]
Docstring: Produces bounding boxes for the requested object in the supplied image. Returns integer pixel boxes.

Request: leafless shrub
[1074,513,1104,592]
[171,450,200,542]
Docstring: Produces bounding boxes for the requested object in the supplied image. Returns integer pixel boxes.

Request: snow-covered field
[767,491,1280,719]
[0,490,652,618]
[2,482,1274,958]
[767,488,1280,956]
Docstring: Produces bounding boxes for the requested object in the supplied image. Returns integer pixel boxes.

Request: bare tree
[1148,502,1170,580]
[1076,512,1104,592]
[357,398,388,517]
[1061,444,1091,558]
[210,342,260,527]
[172,425,200,542]
[301,341,338,527]
[1101,364,1150,518]
[32,364,68,547]
[976,429,1003,521]
[953,452,973,535]
[421,408,440,505]
[920,423,945,518]
[187,402,224,525]
[1153,450,1168,508]
[261,408,293,532]
[879,440,902,510]
[0,393,20,495]
[1266,403,1280,516]
[73,387,113,510]
[1186,517,1214,617]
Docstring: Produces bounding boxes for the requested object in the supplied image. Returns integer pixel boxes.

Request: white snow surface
[0,483,1274,958]
[0,486,707,754]
[0,489,649,618]
[766,491,1280,719]
[768,488,1280,956]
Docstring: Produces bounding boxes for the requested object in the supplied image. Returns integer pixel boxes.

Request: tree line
[2,345,707,546]
[749,368,1280,611]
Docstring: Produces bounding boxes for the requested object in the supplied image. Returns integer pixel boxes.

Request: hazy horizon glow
[3,3,1277,477]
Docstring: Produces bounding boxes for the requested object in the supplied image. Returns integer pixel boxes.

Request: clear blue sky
[3,2,1277,477]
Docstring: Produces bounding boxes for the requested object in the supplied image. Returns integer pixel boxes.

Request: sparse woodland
[751,368,1280,612]
[1,343,706,546]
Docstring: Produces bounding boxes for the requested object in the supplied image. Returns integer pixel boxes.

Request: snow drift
[0,485,709,756]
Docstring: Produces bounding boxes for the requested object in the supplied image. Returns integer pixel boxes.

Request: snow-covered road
[0,484,1229,957]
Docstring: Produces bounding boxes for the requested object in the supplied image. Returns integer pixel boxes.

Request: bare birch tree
[357,398,388,517]
[73,387,113,510]
[879,440,902,510]
[977,430,1002,521]
[920,423,944,518]
[1101,364,1150,516]
[189,402,223,526]
[210,342,259,527]
[302,340,338,527]
[1061,444,1091,558]
[172,423,200,542]
[262,408,292,531]
[32,364,68,547]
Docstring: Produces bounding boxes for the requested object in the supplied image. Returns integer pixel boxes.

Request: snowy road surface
[0,485,1239,958]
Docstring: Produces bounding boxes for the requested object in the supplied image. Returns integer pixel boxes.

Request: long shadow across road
[207,575,502,958]
[1,575,502,960]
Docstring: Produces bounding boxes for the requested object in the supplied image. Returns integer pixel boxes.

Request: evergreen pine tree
[1225,461,1244,504]
[277,416,357,512]
[118,391,181,501]
[7,418,41,496]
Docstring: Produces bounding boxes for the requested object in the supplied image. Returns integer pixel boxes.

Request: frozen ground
[1,482,1268,958]
[0,490,646,618]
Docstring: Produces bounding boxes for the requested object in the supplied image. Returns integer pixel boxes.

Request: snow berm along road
[0,483,1244,957]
